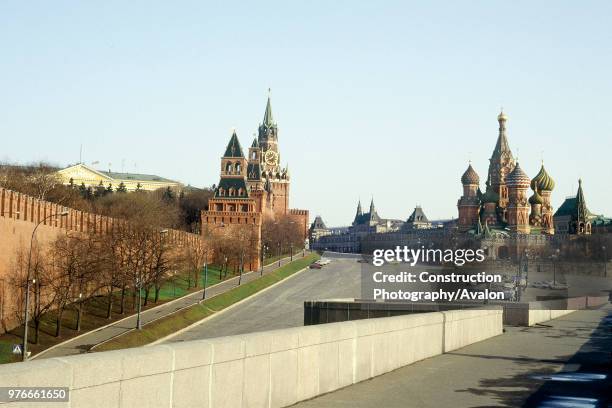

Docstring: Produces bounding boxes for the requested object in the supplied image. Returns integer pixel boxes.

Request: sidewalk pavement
[295,304,612,408]
[37,253,307,359]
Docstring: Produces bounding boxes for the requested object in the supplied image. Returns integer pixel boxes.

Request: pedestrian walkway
[295,304,612,408]
[36,253,307,359]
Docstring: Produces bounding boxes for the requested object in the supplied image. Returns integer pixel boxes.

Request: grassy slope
[0,266,222,364]
[96,253,319,351]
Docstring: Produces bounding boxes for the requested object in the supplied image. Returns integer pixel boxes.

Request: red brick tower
[457,163,481,232]
[506,162,531,234]
[202,131,262,270]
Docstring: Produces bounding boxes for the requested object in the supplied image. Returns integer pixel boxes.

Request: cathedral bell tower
[488,110,515,211]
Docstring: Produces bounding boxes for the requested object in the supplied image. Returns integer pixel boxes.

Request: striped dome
[531,164,555,192]
[461,164,480,185]
[506,163,530,187]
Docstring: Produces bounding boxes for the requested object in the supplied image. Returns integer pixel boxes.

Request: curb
[31,266,256,360]
[148,260,315,346]
[89,254,307,351]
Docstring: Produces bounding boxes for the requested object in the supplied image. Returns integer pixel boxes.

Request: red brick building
[201,95,309,270]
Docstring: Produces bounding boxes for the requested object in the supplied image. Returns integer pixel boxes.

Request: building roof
[57,163,179,184]
[214,177,249,198]
[491,112,512,159]
[554,179,593,220]
[506,162,530,187]
[531,164,555,192]
[247,162,261,180]
[262,96,275,127]
[406,206,429,224]
[100,171,176,183]
[461,164,480,185]
[224,131,245,158]
[310,215,327,230]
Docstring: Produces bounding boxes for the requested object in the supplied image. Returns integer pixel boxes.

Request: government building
[56,163,181,192]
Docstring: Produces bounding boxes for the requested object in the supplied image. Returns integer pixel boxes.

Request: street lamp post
[260,244,267,276]
[278,243,281,267]
[238,252,244,285]
[551,248,560,286]
[172,271,177,298]
[22,210,68,362]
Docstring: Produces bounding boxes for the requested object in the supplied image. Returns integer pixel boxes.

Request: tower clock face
[264,150,278,166]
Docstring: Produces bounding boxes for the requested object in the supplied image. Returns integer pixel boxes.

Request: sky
[1,1,611,226]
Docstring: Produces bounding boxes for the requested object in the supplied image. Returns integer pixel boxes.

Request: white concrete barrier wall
[0,308,503,408]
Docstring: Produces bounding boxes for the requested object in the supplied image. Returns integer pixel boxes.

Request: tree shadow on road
[451,309,612,407]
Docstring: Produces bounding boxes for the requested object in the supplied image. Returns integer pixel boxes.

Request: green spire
[576,179,588,221]
[263,90,274,127]
[224,130,244,158]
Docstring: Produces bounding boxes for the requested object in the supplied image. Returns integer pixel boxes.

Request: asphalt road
[165,253,362,343]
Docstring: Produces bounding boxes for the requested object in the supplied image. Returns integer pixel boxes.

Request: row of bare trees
[261,216,305,259]
[9,193,206,344]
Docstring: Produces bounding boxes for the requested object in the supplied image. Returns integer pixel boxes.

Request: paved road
[295,305,612,408]
[165,253,362,342]
[37,254,304,359]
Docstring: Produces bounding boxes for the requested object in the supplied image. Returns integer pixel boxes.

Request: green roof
[215,177,249,198]
[263,96,274,127]
[101,171,177,183]
[224,131,245,158]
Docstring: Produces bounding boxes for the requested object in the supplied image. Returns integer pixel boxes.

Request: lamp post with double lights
[22,210,69,361]
[551,248,560,286]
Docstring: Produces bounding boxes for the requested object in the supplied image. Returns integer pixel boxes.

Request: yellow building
[56,163,181,192]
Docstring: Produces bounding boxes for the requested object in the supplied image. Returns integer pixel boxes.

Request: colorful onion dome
[506,162,530,187]
[529,190,544,205]
[530,164,555,192]
[461,164,480,185]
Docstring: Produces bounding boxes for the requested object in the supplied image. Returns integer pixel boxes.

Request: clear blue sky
[1,1,611,226]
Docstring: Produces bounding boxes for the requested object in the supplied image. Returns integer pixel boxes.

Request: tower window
[225,162,232,174]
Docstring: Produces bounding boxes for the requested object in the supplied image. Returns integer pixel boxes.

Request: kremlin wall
[0,186,202,333]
